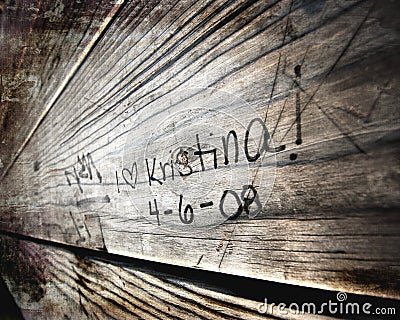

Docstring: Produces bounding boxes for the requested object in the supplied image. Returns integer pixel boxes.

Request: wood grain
[0,0,399,300]
[2,234,399,319]
[0,0,125,177]
[0,235,295,319]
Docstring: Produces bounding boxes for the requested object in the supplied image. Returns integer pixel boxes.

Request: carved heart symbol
[122,162,138,189]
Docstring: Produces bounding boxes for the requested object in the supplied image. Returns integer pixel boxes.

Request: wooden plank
[0,235,295,319]
[0,0,399,298]
[0,0,125,177]
[2,234,399,319]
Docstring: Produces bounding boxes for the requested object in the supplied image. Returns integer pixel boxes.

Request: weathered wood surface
[0,235,299,320]
[0,0,399,302]
[0,0,124,177]
[0,235,275,320]
[2,235,399,319]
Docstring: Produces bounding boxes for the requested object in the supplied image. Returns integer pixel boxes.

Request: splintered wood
[0,0,399,306]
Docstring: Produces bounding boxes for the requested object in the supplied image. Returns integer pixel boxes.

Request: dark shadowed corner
[0,276,23,320]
